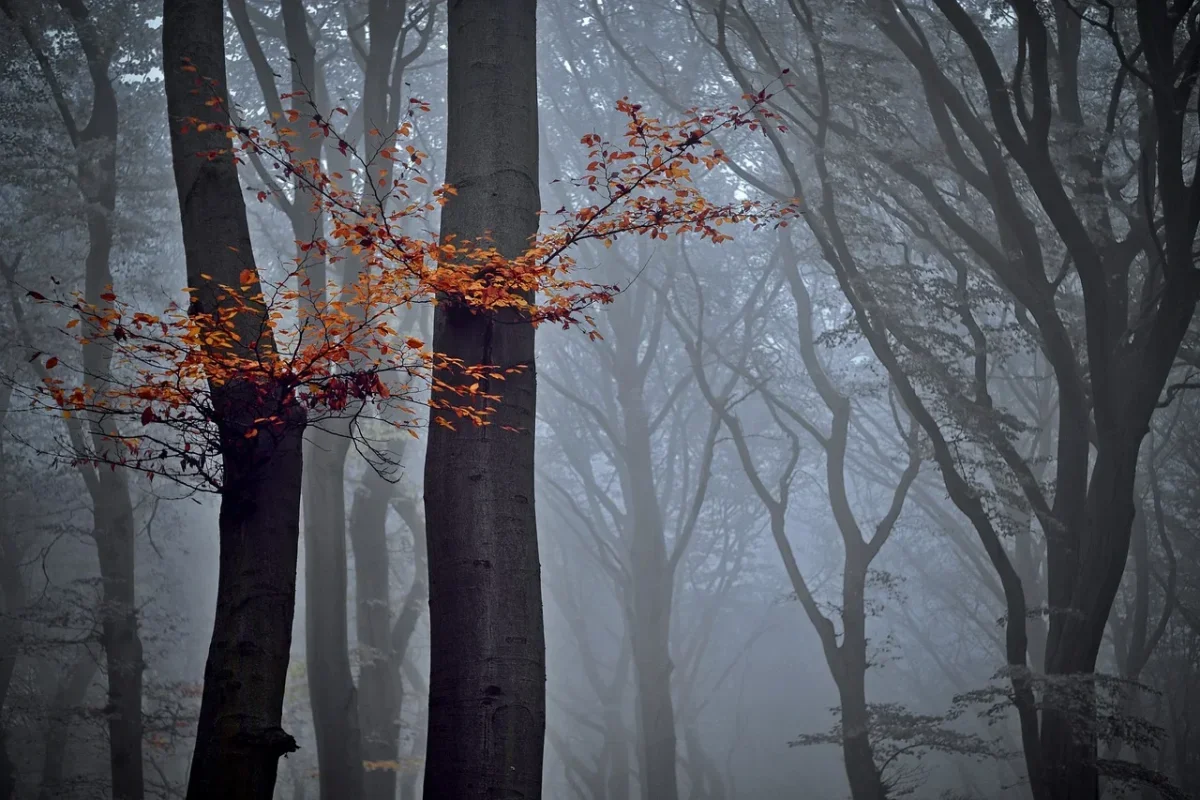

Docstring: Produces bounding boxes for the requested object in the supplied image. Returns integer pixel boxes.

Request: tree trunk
[56,4,146,792]
[93,486,145,800]
[163,2,307,797]
[628,605,676,800]
[183,395,306,800]
[0,482,24,800]
[350,462,400,800]
[1041,434,1142,799]
[603,706,631,800]
[422,1,544,797]
[836,564,888,800]
[303,433,364,800]
[837,671,887,800]
[0,557,22,800]
[38,650,99,800]
[619,383,679,800]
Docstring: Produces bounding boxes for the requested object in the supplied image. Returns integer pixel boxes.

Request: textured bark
[182,393,305,800]
[422,1,544,797]
[163,2,306,798]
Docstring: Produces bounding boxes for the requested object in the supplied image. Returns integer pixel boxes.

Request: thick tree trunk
[303,434,364,800]
[1040,434,1142,799]
[422,1,544,797]
[183,401,306,800]
[349,463,400,800]
[163,2,307,798]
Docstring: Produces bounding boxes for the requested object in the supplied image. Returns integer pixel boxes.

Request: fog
[1,1,1198,799]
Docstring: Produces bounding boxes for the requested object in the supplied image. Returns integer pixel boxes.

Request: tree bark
[163,2,307,798]
[422,1,544,797]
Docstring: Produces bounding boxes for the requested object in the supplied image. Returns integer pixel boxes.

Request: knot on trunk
[235,725,299,759]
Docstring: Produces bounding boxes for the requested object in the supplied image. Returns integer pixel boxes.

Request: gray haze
[1,1,1198,799]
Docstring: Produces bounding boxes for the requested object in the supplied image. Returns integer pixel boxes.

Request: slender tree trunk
[93,487,145,800]
[0,531,23,800]
[616,364,680,800]
[350,463,400,800]
[422,1,544,796]
[623,454,678,799]
[628,604,676,800]
[60,6,146,793]
[836,664,887,800]
[303,434,364,800]
[836,562,888,800]
[398,662,429,800]
[603,706,631,800]
[38,650,99,800]
[163,2,307,797]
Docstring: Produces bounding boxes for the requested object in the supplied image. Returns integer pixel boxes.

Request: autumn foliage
[21,73,796,489]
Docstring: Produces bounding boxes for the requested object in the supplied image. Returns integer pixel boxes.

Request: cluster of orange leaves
[28,76,798,486]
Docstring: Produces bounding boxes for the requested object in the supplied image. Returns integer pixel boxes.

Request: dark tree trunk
[182,390,306,800]
[422,1,544,797]
[1041,433,1143,799]
[163,2,307,798]
[0,523,24,800]
[830,544,888,800]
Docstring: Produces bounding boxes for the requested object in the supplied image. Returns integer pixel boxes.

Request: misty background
[1,1,1198,799]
